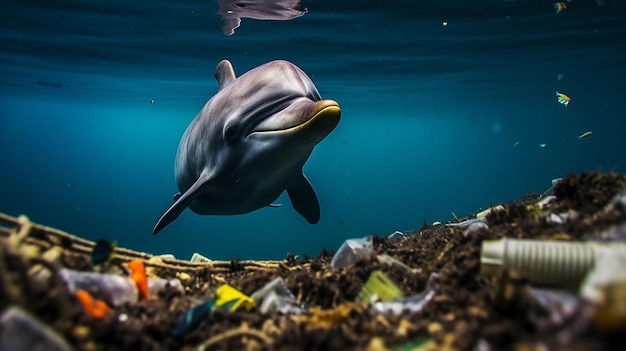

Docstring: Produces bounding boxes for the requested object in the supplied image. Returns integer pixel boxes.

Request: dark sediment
[1,171,626,350]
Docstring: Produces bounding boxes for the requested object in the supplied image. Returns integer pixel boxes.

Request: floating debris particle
[149,99,155,104]
[513,141,520,147]
[557,73,564,81]
[554,2,567,13]
[556,91,571,106]
[578,131,592,139]
[539,143,548,149]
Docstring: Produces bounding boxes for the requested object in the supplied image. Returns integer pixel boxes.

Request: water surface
[1,0,625,259]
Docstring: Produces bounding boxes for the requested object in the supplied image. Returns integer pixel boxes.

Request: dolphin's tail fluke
[153,173,210,234]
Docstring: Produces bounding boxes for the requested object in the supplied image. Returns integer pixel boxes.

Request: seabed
[1,172,626,350]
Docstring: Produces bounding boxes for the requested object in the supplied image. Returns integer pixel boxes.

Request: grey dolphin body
[153,60,340,234]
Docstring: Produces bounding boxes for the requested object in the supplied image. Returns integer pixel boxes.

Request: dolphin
[153,60,340,234]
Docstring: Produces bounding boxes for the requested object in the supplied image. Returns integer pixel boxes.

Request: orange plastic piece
[75,289,112,319]
[128,259,149,300]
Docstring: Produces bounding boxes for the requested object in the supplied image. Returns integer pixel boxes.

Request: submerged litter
[174,284,255,339]
[59,268,183,306]
[387,230,407,242]
[330,235,374,269]
[250,277,302,314]
[128,259,149,300]
[356,270,404,304]
[372,274,437,316]
[1,171,626,350]
[190,252,213,263]
[0,306,74,351]
[481,238,626,290]
[74,289,112,319]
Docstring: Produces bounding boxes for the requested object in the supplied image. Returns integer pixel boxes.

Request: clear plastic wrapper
[330,235,374,269]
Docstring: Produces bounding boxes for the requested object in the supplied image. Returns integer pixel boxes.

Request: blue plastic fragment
[173,298,216,339]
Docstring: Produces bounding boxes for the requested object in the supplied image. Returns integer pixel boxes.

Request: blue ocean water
[1,0,625,260]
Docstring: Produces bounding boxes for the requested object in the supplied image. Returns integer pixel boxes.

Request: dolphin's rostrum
[153,60,340,234]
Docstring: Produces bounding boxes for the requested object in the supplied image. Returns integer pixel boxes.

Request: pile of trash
[1,172,626,350]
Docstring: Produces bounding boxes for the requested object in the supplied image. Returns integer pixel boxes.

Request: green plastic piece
[357,270,404,304]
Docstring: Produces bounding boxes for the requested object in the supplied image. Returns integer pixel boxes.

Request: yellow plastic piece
[215,284,256,311]
[476,205,504,219]
[356,270,404,304]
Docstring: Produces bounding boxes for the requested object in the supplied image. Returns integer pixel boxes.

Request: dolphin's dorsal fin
[214,60,236,92]
[153,173,210,234]
[286,172,320,224]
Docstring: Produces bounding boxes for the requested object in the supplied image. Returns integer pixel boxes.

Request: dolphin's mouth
[251,99,340,134]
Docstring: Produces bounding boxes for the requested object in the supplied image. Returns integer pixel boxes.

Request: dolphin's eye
[224,125,237,141]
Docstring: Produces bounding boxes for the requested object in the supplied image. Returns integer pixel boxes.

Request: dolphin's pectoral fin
[286,173,320,224]
[215,60,236,92]
[153,173,210,235]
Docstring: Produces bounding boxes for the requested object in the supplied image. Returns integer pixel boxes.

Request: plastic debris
[593,222,626,241]
[544,210,577,224]
[250,277,302,314]
[59,269,182,307]
[481,239,594,287]
[476,205,504,219]
[463,221,489,237]
[529,288,581,328]
[446,217,486,228]
[356,270,404,304]
[214,284,255,312]
[387,230,407,243]
[330,235,374,269]
[377,254,420,273]
[190,252,213,263]
[536,195,557,209]
[0,306,75,351]
[612,191,626,208]
[75,289,113,319]
[481,238,626,288]
[128,260,149,300]
[174,284,255,339]
[174,298,216,339]
[581,244,626,304]
[372,274,436,316]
